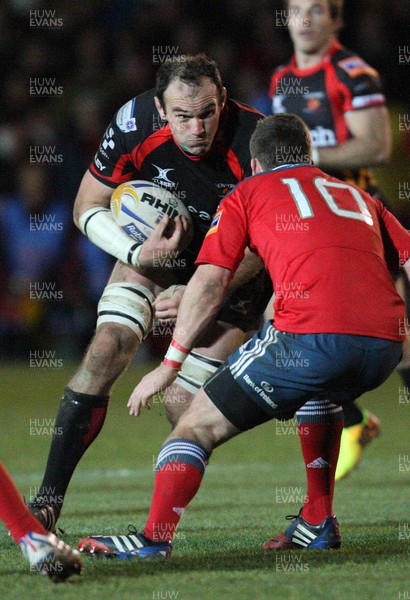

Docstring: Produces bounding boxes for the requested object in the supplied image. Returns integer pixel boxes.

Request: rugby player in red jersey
[28,54,272,531]
[269,0,408,479]
[78,114,409,557]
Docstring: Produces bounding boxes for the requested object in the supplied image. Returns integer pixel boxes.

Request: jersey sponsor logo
[102,127,115,150]
[243,374,278,409]
[205,209,222,236]
[310,125,336,148]
[116,99,137,132]
[337,57,378,78]
[152,164,177,188]
[261,381,274,393]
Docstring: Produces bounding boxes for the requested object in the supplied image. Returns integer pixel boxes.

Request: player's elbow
[73,201,81,229]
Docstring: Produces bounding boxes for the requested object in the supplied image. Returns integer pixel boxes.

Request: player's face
[157,78,226,156]
[287,0,339,56]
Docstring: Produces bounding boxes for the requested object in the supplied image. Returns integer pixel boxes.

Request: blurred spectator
[0,163,112,357]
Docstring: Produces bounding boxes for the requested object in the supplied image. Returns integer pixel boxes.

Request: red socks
[298,420,343,524]
[0,462,47,543]
[144,439,209,542]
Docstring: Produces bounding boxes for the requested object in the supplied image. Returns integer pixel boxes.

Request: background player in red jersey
[268,0,409,479]
[0,461,81,581]
[27,54,272,531]
[78,114,408,557]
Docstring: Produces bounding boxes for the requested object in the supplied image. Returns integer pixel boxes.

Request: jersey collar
[291,40,342,76]
[269,163,314,173]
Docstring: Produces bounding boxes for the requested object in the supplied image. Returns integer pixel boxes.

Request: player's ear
[154,96,167,120]
[251,158,265,174]
[220,87,227,109]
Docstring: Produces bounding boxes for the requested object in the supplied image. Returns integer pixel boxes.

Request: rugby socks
[144,438,209,542]
[0,463,47,543]
[35,387,108,508]
[296,401,344,525]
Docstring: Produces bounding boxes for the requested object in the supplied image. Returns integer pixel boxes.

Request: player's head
[285,0,343,56]
[250,114,312,172]
[154,54,227,156]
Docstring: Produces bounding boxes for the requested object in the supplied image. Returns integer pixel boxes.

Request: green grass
[0,362,408,599]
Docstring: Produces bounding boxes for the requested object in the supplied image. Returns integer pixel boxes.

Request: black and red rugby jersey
[269,41,386,188]
[90,89,263,261]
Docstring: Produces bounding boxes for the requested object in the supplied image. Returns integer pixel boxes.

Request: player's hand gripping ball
[111,180,192,243]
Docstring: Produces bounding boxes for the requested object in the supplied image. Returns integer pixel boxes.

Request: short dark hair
[285,0,344,21]
[155,53,224,110]
[249,114,312,170]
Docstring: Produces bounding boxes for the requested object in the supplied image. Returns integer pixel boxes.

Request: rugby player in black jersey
[27,54,273,531]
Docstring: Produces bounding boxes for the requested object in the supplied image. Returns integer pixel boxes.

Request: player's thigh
[173,388,240,450]
[106,259,164,296]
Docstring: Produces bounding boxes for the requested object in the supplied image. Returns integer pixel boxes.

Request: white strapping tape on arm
[78,207,142,268]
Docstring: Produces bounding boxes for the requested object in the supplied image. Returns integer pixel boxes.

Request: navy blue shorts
[203,321,403,431]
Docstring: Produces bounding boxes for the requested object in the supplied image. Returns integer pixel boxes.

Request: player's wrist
[128,243,143,269]
[162,339,190,371]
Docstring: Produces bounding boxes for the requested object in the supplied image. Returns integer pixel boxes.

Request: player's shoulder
[331,45,381,82]
[220,99,264,164]
[227,98,265,123]
[272,59,293,78]
[113,89,160,141]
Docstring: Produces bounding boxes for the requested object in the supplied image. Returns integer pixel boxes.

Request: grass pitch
[0,361,408,599]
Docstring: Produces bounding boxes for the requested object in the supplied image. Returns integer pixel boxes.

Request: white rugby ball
[110,180,191,244]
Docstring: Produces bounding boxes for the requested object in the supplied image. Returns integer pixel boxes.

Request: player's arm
[377,202,410,279]
[73,170,191,270]
[128,188,248,413]
[154,248,263,322]
[314,105,391,170]
[128,264,232,415]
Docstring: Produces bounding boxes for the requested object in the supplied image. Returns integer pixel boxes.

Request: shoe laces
[285,507,303,521]
[127,524,139,535]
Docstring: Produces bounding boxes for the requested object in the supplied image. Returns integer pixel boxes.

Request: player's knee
[174,389,228,452]
[93,322,139,358]
[164,385,193,427]
[96,282,155,342]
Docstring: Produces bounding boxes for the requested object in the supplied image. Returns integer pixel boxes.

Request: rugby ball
[110,180,191,244]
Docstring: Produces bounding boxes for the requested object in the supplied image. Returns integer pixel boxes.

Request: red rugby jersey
[196,164,410,341]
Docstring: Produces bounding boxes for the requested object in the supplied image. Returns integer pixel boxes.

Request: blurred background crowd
[0,0,409,358]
